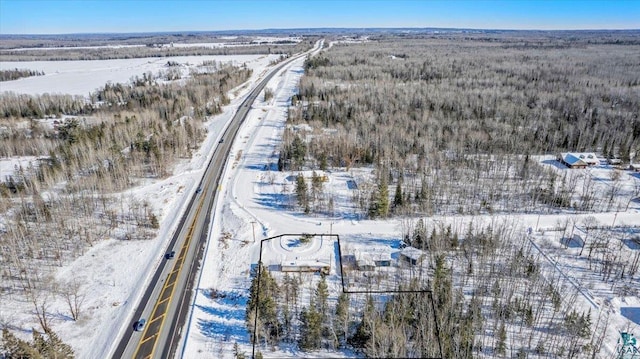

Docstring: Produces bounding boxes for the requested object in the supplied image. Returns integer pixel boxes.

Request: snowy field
[0,52,282,359]
[1,38,639,358]
[178,59,640,358]
[0,54,278,96]
[1,36,302,52]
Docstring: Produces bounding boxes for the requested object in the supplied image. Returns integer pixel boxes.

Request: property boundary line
[251,233,443,359]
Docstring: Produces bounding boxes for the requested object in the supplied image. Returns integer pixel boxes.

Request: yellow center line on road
[139,333,157,345]
[147,311,166,325]
[132,196,205,359]
[157,295,173,306]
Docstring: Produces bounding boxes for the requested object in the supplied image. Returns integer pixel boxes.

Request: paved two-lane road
[111,41,322,359]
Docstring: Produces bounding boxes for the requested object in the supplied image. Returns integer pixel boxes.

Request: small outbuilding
[607,158,622,166]
[356,258,376,271]
[400,247,425,266]
[374,258,392,267]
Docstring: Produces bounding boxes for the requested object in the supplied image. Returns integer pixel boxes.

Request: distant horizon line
[2,26,639,37]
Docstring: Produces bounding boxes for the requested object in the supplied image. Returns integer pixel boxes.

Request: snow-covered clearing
[181,46,365,359]
[0,53,280,359]
[1,44,146,52]
[179,60,640,358]
[0,156,41,179]
[0,54,277,96]
[1,37,302,53]
[1,39,639,358]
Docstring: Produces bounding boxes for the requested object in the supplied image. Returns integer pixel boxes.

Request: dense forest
[281,35,640,217]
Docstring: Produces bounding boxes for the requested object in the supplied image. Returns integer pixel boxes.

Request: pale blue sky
[0,0,638,34]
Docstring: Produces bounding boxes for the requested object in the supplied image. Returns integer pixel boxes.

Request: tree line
[0,68,44,81]
[0,40,315,61]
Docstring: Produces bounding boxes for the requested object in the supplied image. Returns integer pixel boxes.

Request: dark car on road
[134,319,146,331]
[165,251,176,259]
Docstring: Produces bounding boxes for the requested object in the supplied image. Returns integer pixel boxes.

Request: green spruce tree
[334,292,350,347]
[299,306,322,350]
[246,263,280,343]
[295,173,310,213]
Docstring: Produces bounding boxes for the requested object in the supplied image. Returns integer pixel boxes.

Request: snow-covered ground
[0,156,42,179]
[0,54,277,96]
[180,48,382,359]
[1,44,146,52]
[1,39,639,358]
[171,47,640,358]
[1,36,302,52]
[178,58,640,358]
[0,53,281,359]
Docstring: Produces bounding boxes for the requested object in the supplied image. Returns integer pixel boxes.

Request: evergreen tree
[2,328,41,359]
[42,329,74,359]
[334,292,350,347]
[32,329,47,355]
[564,309,592,339]
[311,171,324,210]
[295,173,309,212]
[349,296,375,349]
[311,171,323,196]
[277,153,286,171]
[314,274,331,344]
[299,306,322,350]
[378,175,389,217]
[318,152,328,171]
[1,328,74,359]
[419,176,428,204]
[246,263,280,343]
[233,342,245,359]
[412,218,427,248]
[393,181,404,210]
[315,274,329,318]
[291,135,307,169]
[43,331,74,359]
[496,321,507,356]
[368,174,389,218]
